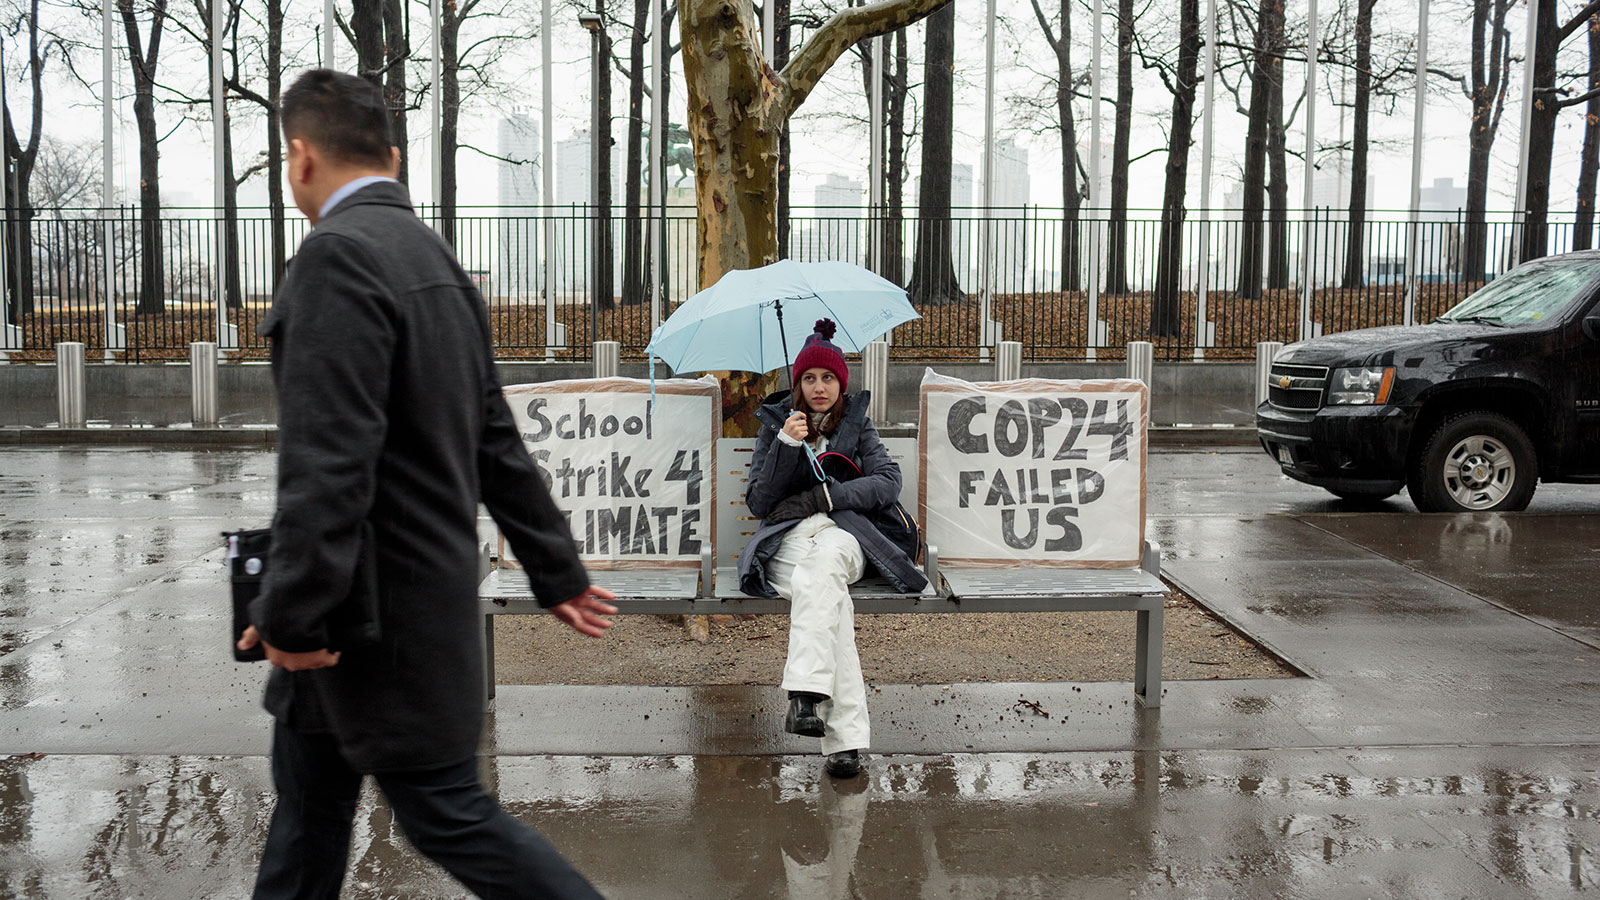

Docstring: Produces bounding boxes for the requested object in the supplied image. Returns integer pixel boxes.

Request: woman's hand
[782,411,809,442]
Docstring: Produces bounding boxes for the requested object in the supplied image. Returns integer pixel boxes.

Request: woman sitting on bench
[738,319,928,779]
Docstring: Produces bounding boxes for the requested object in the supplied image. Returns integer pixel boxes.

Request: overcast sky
[12,0,1596,219]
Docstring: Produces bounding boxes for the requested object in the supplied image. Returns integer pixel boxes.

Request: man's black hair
[281,69,393,169]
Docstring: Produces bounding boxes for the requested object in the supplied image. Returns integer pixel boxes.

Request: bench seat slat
[481,567,701,600]
[942,567,1166,599]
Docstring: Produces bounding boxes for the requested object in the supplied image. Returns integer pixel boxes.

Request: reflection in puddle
[0,753,1595,896]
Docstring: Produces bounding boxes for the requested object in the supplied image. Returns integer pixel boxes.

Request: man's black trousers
[253,720,604,899]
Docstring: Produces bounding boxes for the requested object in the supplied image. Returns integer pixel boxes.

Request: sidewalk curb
[0,427,280,447]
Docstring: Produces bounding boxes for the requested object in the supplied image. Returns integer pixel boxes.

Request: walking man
[237,69,617,899]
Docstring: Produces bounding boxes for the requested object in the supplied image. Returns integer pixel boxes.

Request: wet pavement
[1,445,1598,897]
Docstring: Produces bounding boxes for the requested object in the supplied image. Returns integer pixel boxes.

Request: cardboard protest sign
[500,376,720,569]
[918,370,1147,568]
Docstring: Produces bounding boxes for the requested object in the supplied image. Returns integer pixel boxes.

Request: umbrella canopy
[645,260,920,376]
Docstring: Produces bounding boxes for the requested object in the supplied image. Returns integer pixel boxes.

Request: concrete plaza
[0,444,1596,898]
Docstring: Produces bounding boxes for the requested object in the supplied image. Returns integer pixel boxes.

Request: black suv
[1256,251,1600,512]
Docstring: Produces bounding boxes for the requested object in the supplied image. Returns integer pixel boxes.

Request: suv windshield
[1438,259,1600,326]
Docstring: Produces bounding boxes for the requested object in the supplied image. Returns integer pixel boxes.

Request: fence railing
[0,204,1584,363]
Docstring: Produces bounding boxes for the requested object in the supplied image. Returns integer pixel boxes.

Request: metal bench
[481,433,1166,706]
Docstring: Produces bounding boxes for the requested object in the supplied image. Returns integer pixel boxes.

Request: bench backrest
[713,436,920,571]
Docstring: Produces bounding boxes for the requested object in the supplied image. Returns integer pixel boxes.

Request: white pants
[766,513,869,756]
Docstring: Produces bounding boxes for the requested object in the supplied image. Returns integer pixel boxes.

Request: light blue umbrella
[646,260,920,379]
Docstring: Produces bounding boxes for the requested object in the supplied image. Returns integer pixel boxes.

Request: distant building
[552,130,622,292]
[496,111,541,299]
[814,173,863,210]
[988,138,1030,209]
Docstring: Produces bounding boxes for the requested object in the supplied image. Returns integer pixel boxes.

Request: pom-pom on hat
[791,318,849,392]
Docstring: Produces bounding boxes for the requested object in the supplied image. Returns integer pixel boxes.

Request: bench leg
[484,613,497,701]
[1134,604,1163,709]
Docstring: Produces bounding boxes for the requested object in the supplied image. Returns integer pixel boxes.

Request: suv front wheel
[1408,412,1538,512]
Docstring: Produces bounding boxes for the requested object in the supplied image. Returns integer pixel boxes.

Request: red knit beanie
[792,319,849,392]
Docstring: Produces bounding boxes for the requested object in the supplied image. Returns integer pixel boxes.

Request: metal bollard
[863,340,889,423]
[1255,341,1285,409]
[593,341,620,378]
[1127,341,1154,385]
[56,342,86,429]
[995,341,1022,381]
[191,341,219,427]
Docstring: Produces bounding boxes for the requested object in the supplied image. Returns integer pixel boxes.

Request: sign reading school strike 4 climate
[502,377,719,566]
[918,371,1148,568]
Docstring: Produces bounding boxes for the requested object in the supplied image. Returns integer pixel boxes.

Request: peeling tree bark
[677,0,950,436]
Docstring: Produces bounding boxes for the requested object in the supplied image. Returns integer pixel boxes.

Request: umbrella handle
[775,296,791,391]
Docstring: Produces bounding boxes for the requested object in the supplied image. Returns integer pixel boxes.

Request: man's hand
[549,587,618,638]
[237,626,342,671]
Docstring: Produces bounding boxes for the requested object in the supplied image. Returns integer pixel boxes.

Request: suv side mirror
[1585,316,1600,341]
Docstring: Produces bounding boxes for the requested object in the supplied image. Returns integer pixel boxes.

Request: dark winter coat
[738,390,928,598]
[252,181,589,773]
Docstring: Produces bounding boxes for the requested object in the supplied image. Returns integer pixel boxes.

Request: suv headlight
[1328,366,1395,405]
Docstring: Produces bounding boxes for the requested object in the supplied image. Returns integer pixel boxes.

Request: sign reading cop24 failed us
[504,378,718,561]
[921,374,1147,565]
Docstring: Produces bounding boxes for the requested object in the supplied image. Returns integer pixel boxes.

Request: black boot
[824,749,862,779]
[785,691,827,738]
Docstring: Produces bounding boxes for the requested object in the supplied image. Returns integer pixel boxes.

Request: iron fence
[0,204,1584,363]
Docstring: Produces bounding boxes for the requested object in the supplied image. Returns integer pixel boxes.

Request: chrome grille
[1268,363,1329,411]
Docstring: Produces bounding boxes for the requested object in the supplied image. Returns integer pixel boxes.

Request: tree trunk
[1,0,43,320]
[1055,0,1081,292]
[858,27,906,284]
[774,0,791,259]
[222,108,242,309]
[267,0,286,288]
[677,0,950,435]
[381,0,409,186]
[1520,0,1559,262]
[594,9,616,311]
[121,0,168,316]
[622,0,649,306]
[1104,0,1133,294]
[1237,0,1280,299]
[881,28,907,286]
[907,2,964,306]
[1,151,35,321]
[1266,63,1289,290]
[1462,0,1510,280]
[440,0,460,246]
[1342,0,1374,288]
[1151,0,1199,337]
[1575,14,1600,250]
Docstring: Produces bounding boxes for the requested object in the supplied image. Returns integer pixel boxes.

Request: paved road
[1,446,1596,898]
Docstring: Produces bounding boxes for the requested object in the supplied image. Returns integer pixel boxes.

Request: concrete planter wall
[0,361,1260,429]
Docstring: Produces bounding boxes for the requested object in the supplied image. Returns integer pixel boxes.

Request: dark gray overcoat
[738,391,928,597]
[251,181,588,773]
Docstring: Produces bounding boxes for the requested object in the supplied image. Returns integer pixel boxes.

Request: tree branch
[781,0,950,115]
[1557,0,1600,43]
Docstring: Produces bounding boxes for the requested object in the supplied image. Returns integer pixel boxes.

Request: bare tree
[1151,0,1199,336]
[118,0,170,316]
[1519,0,1600,261]
[906,1,963,306]
[677,0,952,431]
[341,0,410,184]
[1342,0,1376,287]
[2,0,52,318]
[1232,0,1282,299]
[1575,11,1600,249]
[1104,0,1133,293]
[1463,0,1513,276]
[1024,0,1083,291]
